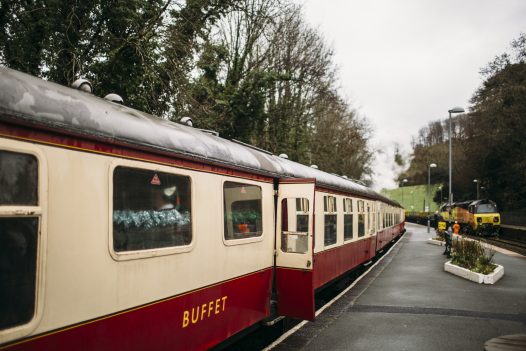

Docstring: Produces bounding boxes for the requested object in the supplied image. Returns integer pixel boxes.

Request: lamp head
[448,107,465,114]
[429,163,437,168]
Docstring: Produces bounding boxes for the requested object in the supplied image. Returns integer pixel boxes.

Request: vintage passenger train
[0,67,404,350]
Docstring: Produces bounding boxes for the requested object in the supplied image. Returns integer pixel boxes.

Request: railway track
[482,237,526,256]
[466,225,526,256]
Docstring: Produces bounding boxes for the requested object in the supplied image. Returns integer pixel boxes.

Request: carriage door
[275,179,315,320]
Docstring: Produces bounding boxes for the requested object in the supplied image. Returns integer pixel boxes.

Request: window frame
[323,195,338,247]
[221,178,265,246]
[343,197,354,242]
[357,200,365,238]
[280,197,310,254]
[109,160,195,261]
[295,198,310,234]
[0,142,47,343]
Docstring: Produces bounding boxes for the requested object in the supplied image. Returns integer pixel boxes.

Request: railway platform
[269,223,526,351]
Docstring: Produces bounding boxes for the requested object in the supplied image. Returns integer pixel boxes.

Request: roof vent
[180,117,193,127]
[71,78,92,93]
[278,153,288,159]
[310,165,318,169]
[104,93,124,104]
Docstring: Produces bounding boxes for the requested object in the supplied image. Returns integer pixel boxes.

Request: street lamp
[438,185,443,204]
[427,163,437,233]
[448,107,465,217]
[401,178,408,207]
[473,179,480,200]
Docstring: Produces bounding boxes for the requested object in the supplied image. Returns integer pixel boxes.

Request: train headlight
[493,216,499,223]
[477,217,482,223]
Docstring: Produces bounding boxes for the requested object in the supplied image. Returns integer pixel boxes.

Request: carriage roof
[0,67,400,207]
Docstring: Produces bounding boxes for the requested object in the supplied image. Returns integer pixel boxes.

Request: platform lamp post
[448,107,465,221]
[427,163,437,233]
[438,185,443,204]
[401,178,408,207]
[473,179,480,200]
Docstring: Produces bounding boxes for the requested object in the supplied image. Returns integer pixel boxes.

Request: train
[439,199,500,236]
[0,67,405,350]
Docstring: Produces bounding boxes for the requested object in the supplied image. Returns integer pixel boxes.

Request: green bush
[451,239,497,275]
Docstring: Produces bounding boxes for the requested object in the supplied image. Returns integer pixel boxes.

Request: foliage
[0,0,374,182]
[0,0,239,115]
[451,239,496,275]
[398,33,526,210]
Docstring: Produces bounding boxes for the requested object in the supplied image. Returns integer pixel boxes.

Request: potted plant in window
[228,211,261,234]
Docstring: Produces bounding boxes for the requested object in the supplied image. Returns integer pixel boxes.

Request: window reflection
[113,167,192,251]
[223,182,262,240]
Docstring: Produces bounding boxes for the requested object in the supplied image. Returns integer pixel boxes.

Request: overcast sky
[300,0,526,190]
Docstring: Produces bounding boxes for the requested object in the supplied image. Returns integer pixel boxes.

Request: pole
[476,182,480,200]
[427,165,431,233]
[448,111,453,217]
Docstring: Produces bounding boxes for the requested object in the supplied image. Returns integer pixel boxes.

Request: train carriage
[0,67,404,350]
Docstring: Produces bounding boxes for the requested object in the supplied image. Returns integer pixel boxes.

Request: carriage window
[358,200,365,237]
[296,198,310,233]
[324,196,337,246]
[281,198,309,253]
[113,167,192,252]
[343,198,353,241]
[224,182,262,240]
[0,151,38,205]
[0,151,40,331]
[367,204,374,234]
[0,218,38,330]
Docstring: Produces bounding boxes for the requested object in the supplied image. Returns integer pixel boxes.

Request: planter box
[444,261,504,284]
[427,238,445,246]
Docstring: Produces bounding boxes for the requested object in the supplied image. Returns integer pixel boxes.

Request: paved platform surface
[272,223,526,351]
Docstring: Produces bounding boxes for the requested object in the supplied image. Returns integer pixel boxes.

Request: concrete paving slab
[271,223,526,351]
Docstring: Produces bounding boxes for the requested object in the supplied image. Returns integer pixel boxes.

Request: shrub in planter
[451,239,497,275]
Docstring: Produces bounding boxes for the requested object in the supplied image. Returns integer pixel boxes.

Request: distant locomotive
[439,199,500,236]
[0,67,405,350]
